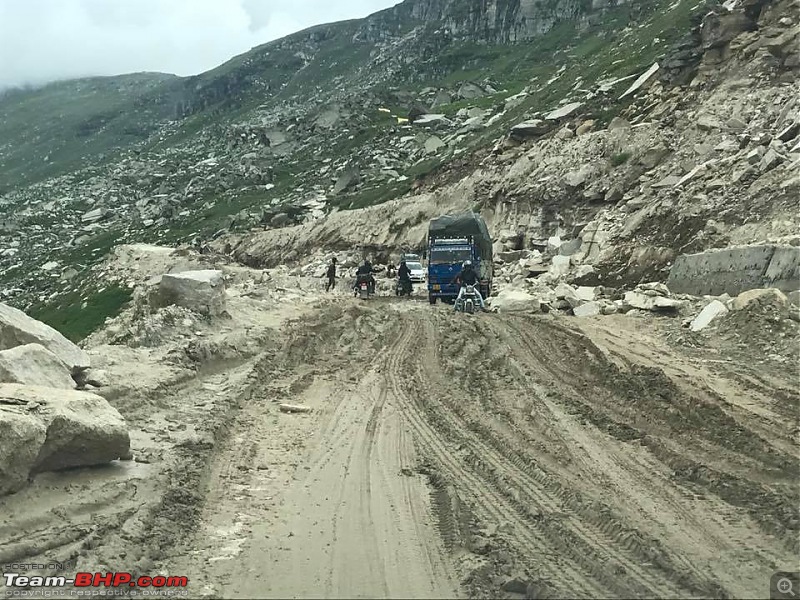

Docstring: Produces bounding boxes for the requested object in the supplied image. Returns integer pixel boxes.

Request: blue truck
[426,212,493,305]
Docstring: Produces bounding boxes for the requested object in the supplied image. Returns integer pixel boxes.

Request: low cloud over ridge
[0,0,398,89]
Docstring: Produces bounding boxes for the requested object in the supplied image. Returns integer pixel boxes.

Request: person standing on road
[325,257,337,292]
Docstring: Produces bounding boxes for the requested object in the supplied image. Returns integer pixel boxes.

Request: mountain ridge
[1,0,797,339]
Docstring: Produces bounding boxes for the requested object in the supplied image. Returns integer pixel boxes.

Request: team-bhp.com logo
[4,572,188,589]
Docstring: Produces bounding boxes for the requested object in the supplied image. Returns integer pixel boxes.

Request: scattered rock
[575,286,598,302]
[652,175,682,188]
[550,255,572,277]
[81,207,111,224]
[777,122,800,143]
[605,185,624,202]
[639,146,671,169]
[747,147,767,165]
[545,102,583,120]
[279,403,313,414]
[575,120,595,135]
[637,282,670,296]
[689,300,729,331]
[726,117,747,130]
[759,148,783,171]
[424,136,447,154]
[332,168,360,195]
[564,169,589,188]
[573,301,602,317]
[607,117,631,131]
[510,120,550,140]
[555,283,581,308]
[555,127,575,140]
[620,63,659,98]
[697,114,723,130]
[624,291,684,312]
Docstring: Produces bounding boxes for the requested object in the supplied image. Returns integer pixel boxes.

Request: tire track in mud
[486,318,724,594]
[421,320,698,597]
[499,316,800,555]
[381,317,609,598]
[205,308,459,600]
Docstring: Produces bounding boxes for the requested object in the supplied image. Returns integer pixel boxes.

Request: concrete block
[667,245,800,296]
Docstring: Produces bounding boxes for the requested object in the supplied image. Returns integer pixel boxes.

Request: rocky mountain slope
[0,0,797,341]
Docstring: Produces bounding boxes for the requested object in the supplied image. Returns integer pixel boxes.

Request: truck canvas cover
[428,212,492,261]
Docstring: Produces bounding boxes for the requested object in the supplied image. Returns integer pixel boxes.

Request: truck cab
[427,237,488,304]
[426,211,493,305]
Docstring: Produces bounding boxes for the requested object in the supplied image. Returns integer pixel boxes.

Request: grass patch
[611,151,632,166]
[29,284,132,343]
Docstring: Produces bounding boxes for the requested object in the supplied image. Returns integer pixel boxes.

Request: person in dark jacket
[397,259,412,295]
[398,260,412,282]
[354,259,376,294]
[451,260,485,310]
[325,258,337,292]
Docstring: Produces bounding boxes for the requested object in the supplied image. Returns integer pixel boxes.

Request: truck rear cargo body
[426,212,493,304]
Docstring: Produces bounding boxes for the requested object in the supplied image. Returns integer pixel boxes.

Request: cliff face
[358,0,630,43]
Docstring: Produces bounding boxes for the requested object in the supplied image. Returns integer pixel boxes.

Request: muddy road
[169,297,798,599]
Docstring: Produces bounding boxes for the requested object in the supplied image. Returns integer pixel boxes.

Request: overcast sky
[0,0,399,89]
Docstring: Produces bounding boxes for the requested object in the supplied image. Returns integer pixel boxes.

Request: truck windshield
[429,248,472,264]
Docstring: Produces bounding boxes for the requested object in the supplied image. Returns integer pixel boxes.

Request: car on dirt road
[405,261,426,283]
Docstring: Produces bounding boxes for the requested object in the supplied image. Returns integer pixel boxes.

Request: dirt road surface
[1,284,797,599]
[172,295,798,599]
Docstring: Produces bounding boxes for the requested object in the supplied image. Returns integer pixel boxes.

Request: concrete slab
[667,245,800,296]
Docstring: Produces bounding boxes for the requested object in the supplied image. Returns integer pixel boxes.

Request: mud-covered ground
[1,280,798,599]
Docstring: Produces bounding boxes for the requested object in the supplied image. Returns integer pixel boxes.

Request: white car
[405,261,426,283]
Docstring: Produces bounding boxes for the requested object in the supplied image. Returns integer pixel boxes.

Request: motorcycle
[395,278,412,297]
[455,284,479,314]
[354,273,375,299]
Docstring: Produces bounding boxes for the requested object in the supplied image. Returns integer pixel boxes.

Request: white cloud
[0,0,399,89]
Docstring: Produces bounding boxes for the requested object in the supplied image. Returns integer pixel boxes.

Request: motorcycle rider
[354,259,376,294]
[397,259,412,295]
[451,260,486,311]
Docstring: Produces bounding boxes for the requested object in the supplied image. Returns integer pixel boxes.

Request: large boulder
[0,344,76,389]
[0,303,90,375]
[154,270,227,317]
[489,289,541,313]
[0,408,47,495]
[730,288,788,311]
[0,384,130,482]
